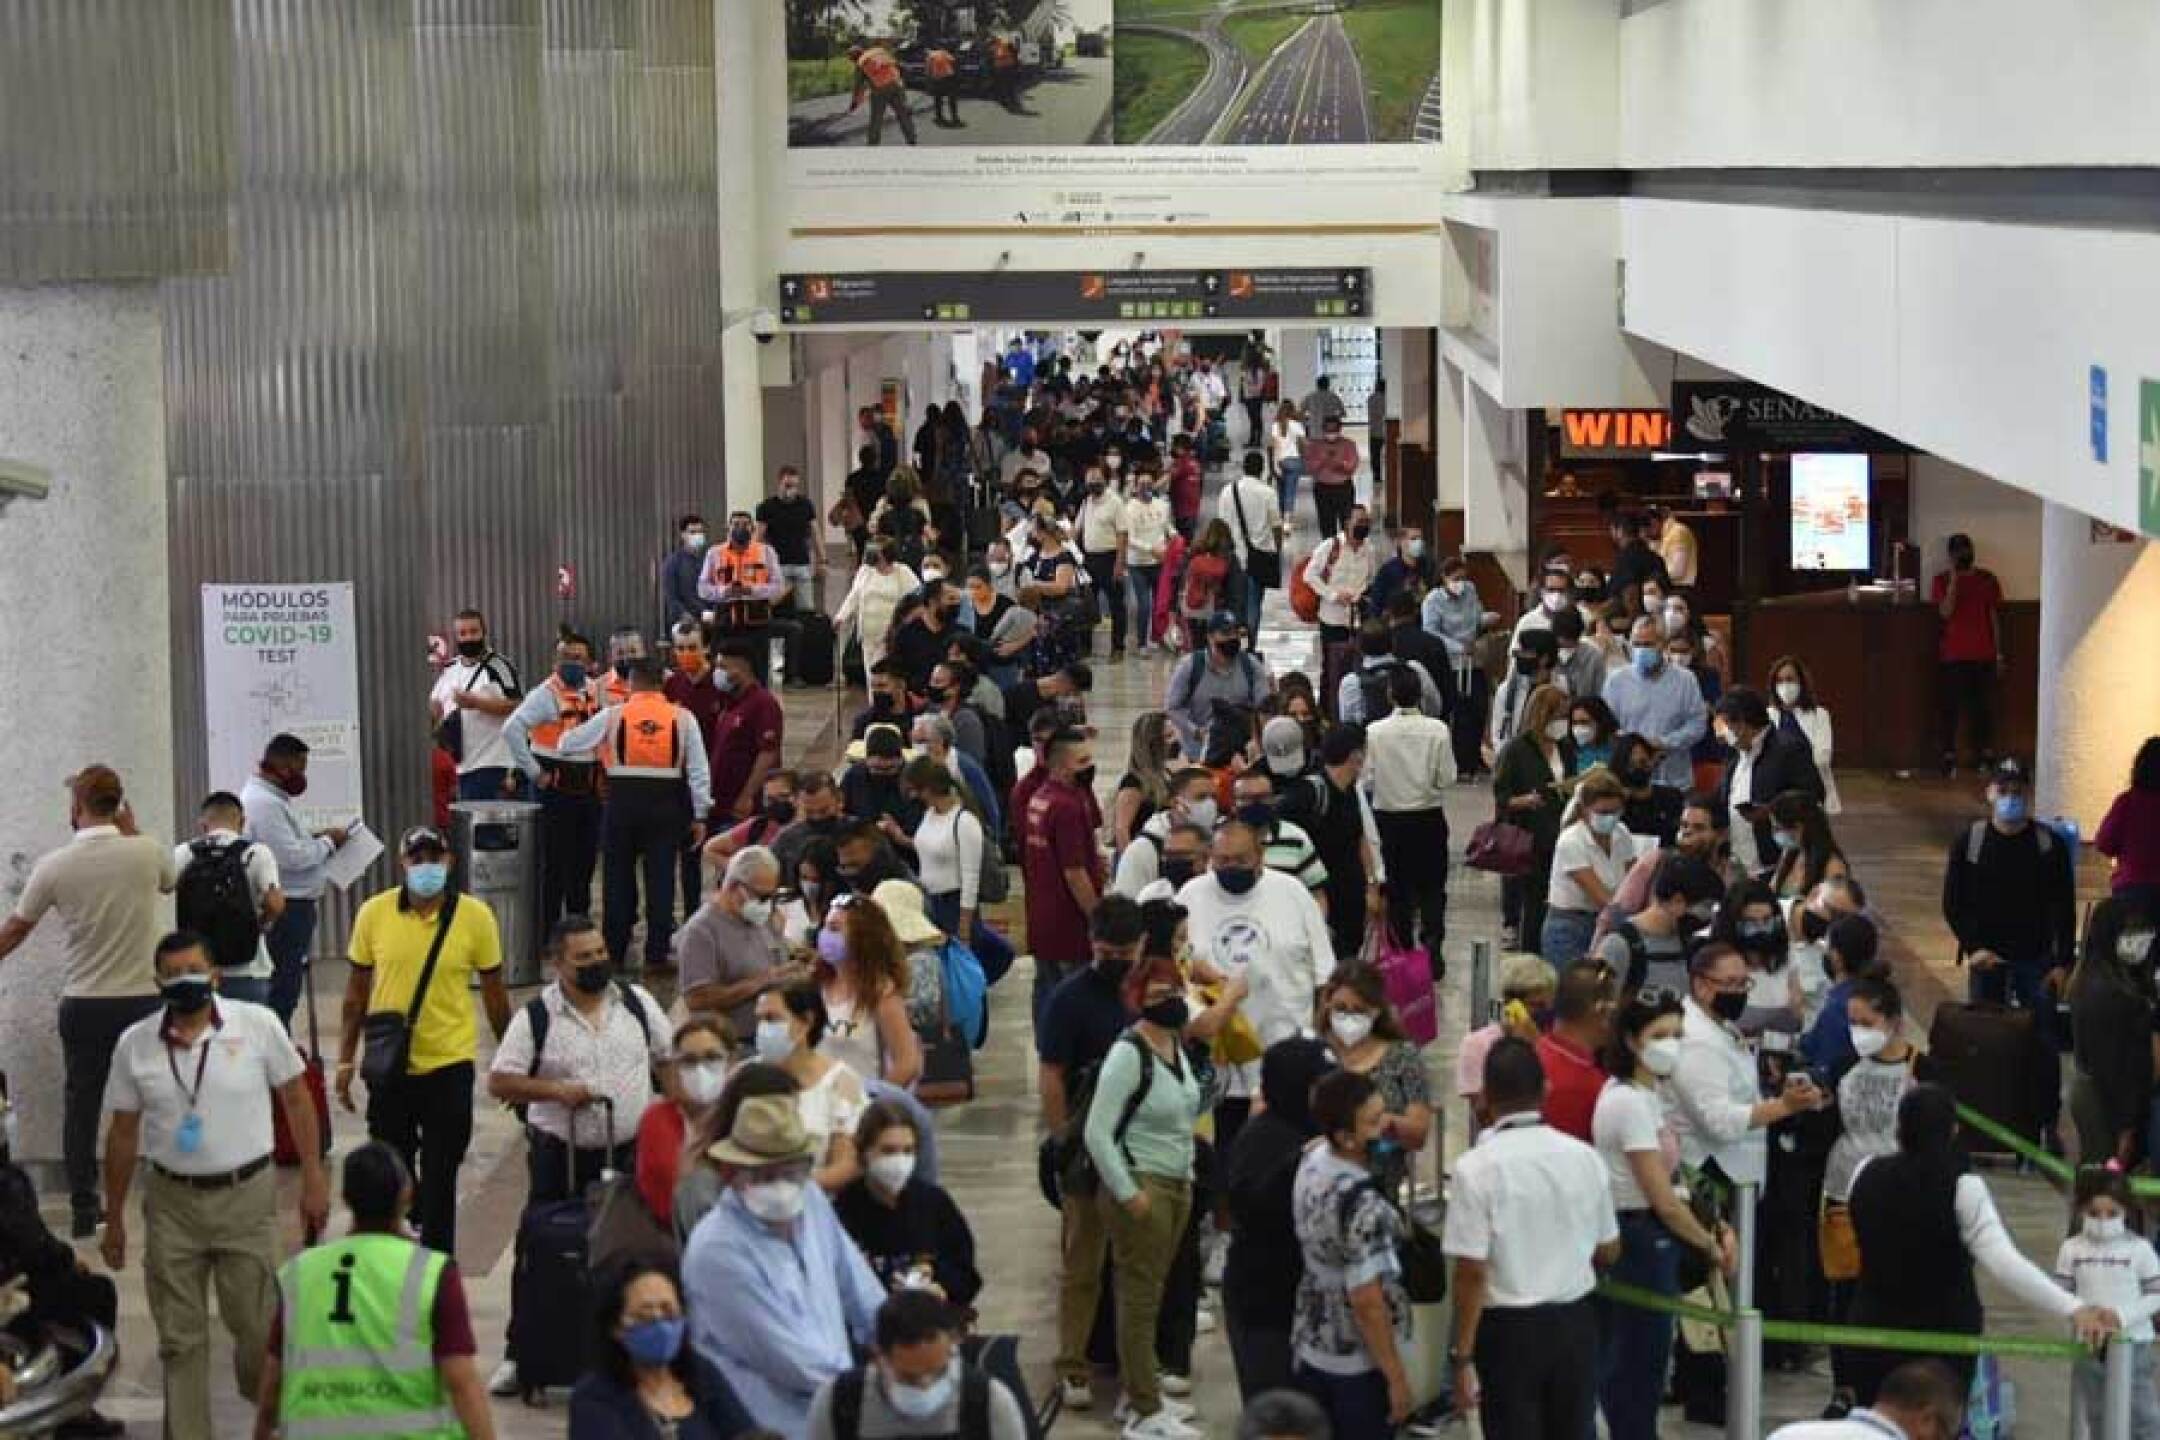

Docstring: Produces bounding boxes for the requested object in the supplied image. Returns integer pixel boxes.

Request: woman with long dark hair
[1766,789,1851,900]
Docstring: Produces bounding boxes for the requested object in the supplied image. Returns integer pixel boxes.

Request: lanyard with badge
[167,1031,215,1155]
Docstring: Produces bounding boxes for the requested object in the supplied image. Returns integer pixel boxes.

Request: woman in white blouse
[1543,767,1641,967]
[899,758,1016,982]
[833,539,921,675]
[1266,399,1307,515]
[1767,654,1841,815]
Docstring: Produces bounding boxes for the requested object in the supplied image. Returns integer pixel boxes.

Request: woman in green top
[1085,950,1203,1436]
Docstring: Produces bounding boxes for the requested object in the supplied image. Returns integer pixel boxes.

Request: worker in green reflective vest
[252,1142,496,1440]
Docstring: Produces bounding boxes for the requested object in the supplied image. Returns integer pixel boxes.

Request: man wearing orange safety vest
[551,658,712,974]
[504,631,607,932]
[847,41,918,146]
[697,508,798,689]
[925,46,962,127]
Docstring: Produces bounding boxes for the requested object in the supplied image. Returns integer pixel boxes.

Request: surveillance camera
[750,309,780,344]
[0,460,52,511]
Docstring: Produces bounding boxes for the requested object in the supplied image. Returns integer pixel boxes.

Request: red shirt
[1535,1031,1605,1142]
[1183,552,1231,613]
[1023,777,1103,966]
[1929,566,2003,663]
[708,682,783,821]
[663,666,728,749]
[636,1098,689,1224]
[1170,456,1203,523]
[2097,788,2160,892]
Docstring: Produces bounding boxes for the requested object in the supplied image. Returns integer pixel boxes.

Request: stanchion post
[1734,1181,1758,1311]
[1728,1307,1763,1440]
[1469,938,1493,1027]
[2105,1336,2133,1440]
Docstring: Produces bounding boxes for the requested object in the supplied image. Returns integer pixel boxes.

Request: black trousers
[1083,550,1125,652]
[1937,658,1997,765]
[1242,397,1264,441]
[1314,482,1354,540]
[537,784,600,931]
[366,1061,475,1256]
[57,995,162,1215]
[1378,807,1450,963]
[602,784,690,970]
[1451,666,1491,777]
[1475,1298,1599,1439]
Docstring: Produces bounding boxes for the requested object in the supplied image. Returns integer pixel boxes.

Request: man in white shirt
[485,914,667,1394]
[429,608,524,801]
[1508,565,1576,651]
[1767,1360,1965,1439]
[1075,468,1130,659]
[1666,942,1824,1189]
[1121,469,1175,653]
[173,790,283,1011]
[1301,504,1378,645]
[240,733,349,1034]
[1216,452,1283,641]
[1364,666,1457,967]
[100,931,328,1439]
[1443,1036,1619,1438]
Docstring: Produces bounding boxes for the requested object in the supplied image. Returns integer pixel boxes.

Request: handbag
[915,958,976,1106]
[1229,484,1281,590]
[1374,928,1440,1046]
[358,893,460,1091]
[1465,814,1535,876]
[588,1170,678,1274]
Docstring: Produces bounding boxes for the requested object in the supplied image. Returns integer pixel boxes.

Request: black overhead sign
[777,269,1370,325]
[1670,381,1904,454]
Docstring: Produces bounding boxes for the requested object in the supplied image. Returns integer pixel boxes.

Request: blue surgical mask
[405,862,449,899]
[885,1360,958,1420]
[557,662,588,689]
[1632,645,1662,676]
[621,1316,686,1368]
[1770,829,1799,852]
[1993,794,2029,825]
[1588,811,1621,836]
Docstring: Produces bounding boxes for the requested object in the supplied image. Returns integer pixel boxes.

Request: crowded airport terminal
[3,3,2160,1438]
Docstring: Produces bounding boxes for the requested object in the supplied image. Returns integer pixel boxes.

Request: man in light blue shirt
[684,1095,884,1436]
[240,733,346,1027]
[1601,616,1708,790]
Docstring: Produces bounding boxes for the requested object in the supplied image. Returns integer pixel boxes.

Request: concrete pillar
[2036,501,2160,832]
[0,284,172,1162]
[1464,377,1530,584]
[1436,357,1469,516]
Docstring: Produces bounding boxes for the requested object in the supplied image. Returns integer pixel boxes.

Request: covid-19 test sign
[200,583,363,832]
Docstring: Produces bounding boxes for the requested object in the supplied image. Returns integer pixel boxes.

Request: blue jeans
[1235,569,1265,641]
[1539,908,1597,970]
[457,766,514,801]
[1597,1211,1682,1440]
[1276,457,1303,515]
[1126,565,1161,647]
[264,896,318,1031]
[1295,1362,1393,1438]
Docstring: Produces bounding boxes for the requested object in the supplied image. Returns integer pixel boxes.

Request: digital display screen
[1789,453,1871,571]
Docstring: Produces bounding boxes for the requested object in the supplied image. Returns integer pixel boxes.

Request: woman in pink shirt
[2095,737,2160,893]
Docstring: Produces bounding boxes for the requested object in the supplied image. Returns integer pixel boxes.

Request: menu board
[1789,453,1872,571]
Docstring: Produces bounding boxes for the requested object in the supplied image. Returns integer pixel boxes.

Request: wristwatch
[1449,1348,1473,1367]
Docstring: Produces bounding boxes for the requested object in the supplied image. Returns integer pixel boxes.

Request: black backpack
[831,1363,992,1440]
[1611,920,1652,993]
[1357,659,1401,724]
[1050,1032,1155,1202]
[177,839,259,971]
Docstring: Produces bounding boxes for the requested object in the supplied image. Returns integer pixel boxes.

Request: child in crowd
[2055,1165,2160,1438]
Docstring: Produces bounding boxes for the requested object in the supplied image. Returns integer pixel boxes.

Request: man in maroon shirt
[1929,532,2006,777]
[1301,413,1363,541]
[1534,959,1617,1141]
[1022,727,1104,1031]
[664,621,728,922]
[706,641,783,826]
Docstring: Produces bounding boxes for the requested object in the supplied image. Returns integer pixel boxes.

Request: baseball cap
[1987,757,2031,788]
[1207,612,1241,637]
[400,826,449,857]
[1261,716,1306,775]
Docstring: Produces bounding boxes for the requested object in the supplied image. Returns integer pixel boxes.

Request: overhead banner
[200,584,364,831]
[780,266,1368,324]
[1671,382,1904,454]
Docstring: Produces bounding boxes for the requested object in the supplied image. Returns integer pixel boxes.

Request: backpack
[177,839,259,971]
[1611,920,1652,993]
[1169,649,1261,719]
[1053,1032,1155,1201]
[880,504,929,570]
[1356,659,1401,724]
[937,938,990,1050]
[831,1363,992,1440]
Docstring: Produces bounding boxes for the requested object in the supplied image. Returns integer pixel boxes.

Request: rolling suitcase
[1924,999,2046,1156]
[793,613,836,687]
[273,962,330,1170]
[508,1099,613,1397]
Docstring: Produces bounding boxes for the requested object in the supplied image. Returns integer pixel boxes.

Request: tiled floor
[59,455,2109,1436]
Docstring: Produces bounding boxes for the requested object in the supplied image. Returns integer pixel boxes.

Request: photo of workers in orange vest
[925,47,962,128]
[988,32,1023,113]
[846,42,917,147]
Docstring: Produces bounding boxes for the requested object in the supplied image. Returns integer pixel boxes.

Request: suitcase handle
[540,1097,617,1192]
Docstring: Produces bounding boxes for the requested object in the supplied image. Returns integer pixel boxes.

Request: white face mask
[1541,590,1569,613]
[754,1019,796,1063]
[867,1151,918,1194]
[1330,1011,1375,1048]
[1184,796,1219,829]
[1558,646,1578,663]
[1640,1036,1682,1078]
[1850,1025,1891,1060]
[740,1178,807,1224]
[2085,1213,2128,1243]
[1570,723,1598,748]
[677,1061,727,1106]
[739,896,774,926]
[1545,719,1570,742]
[1444,578,1466,597]
[1589,810,1621,836]
[884,1360,959,1420]
[1775,680,1802,707]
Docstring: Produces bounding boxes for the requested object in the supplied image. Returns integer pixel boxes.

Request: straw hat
[705,1094,817,1168]
[871,879,945,948]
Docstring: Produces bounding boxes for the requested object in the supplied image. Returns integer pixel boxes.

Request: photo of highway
[786,0,1114,148]
[1115,0,1441,145]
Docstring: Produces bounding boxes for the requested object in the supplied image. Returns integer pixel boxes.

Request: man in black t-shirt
[756,464,824,612]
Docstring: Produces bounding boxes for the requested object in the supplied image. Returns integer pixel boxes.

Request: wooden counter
[1738,592,2038,770]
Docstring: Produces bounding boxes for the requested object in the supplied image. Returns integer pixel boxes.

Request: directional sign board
[777,269,1370,325]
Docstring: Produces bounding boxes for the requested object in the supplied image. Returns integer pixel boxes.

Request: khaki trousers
[1102,1174,1194,1417]
[1055,1183,1112,1382]
[144,1164,279,1440]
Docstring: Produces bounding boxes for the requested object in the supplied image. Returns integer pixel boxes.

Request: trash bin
[450,801,543,987]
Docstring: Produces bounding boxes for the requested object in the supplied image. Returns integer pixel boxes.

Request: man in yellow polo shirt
[336,826,511,1254]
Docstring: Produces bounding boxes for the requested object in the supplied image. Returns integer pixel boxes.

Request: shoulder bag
[359,893,460,1091]
[1229,483,1281,590]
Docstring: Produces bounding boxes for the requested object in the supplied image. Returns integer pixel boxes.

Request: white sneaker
[1115,1394,1197,1423]
[1160,1370,1194,1397]
[1121,1410,1202,1440]
[1194,1305,1218,1334]
[1058,1375,1093,1410]
[486,1360,520,1397]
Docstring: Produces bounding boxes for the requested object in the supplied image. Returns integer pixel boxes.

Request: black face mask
[1212,639,1240,660]
[1072,765,1097,791]
[730,525,752,546]
[1215,865,1259,895]
[764,799,797,825]
[1708,989,1748,1024]
[569,963,613,995]
[924,685,948,703]
[161,975,216,1017]
[1094,950,1133,981]
[1161,856,1199,888]
[1351,523,1371,541]
[1514,656,1540,678]
[1952,550,1974,572]
[456,638,486,660]
[1142,997,1190,1031]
